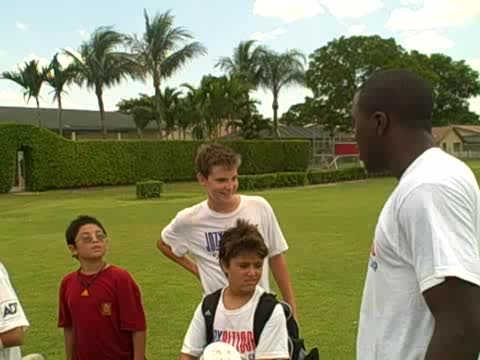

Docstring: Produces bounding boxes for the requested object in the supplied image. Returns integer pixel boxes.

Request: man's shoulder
[397,151,477,202]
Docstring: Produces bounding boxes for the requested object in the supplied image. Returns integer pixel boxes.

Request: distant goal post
[329,142,361,169]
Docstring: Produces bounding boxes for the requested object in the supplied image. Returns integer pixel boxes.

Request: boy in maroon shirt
[58,215,147,360]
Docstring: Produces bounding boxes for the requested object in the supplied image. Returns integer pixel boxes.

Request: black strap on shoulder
[202,289,223,345]
[253,292,278,346]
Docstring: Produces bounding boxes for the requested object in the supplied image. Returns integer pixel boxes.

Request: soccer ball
[22,354,45,360]
[200,342,243,360]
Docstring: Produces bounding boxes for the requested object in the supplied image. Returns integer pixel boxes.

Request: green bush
[136,180,163,199]
[275,172,307,188]
[307,167,368,184]
[239,172,307,191]
[0,124,310,193]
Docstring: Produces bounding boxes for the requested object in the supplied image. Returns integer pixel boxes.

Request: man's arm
[63,327,75,360]
[132,330,146,360]
[179,353,197,360]
[157,239,199,279]
[424,277,480,360]
[269,253,297,320]
[0,326,24,348]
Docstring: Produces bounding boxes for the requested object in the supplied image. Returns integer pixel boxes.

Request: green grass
[0,177,397,359]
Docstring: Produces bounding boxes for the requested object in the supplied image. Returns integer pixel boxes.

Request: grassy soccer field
[0,173,446,359]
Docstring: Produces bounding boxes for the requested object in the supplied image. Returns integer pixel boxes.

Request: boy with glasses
[58,215,147,360]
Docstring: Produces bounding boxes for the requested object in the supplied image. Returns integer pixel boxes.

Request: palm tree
[181,83,208,140]
[65,26,139,138]
[117,94,155,138]
[1,59,49,127]
[127,9,207,138]
[160,86,181,139]
[216,40,264,91]
[258,49,306,138]
[45,54,78,136]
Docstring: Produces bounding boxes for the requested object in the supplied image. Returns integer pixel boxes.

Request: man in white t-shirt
[180,219,289,360]
[353,69,480,359]
[158,143,297,318]
[0,262,30,360]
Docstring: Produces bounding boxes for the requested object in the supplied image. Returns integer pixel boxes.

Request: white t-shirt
[181,286,289,360]
[357,148,480,359]
[161,195,288,294]
[0,262,29,360]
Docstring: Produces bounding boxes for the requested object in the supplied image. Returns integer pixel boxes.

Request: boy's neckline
[222,286,258,311]
[206,195,243,216]
[79,262,109,275]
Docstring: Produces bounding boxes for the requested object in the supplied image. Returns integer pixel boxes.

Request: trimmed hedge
[239,172,307,191]
[136,180,163,199]
[307,167,368,184]
[0,124,310,193]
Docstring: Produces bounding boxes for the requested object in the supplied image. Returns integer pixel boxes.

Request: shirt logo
[1,301,18,320]
[101,302,112,316]
[205,231,224,256]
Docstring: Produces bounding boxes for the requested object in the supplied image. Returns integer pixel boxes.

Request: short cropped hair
[357,69,434,131]
[65,215,107,246]
[219,219,268,266]
[195,143,241,177]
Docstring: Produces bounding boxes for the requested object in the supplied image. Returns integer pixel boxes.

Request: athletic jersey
[162,195,288,294]
[58,265,146,360]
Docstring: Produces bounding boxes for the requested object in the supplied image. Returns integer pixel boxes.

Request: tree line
[3,11,479,140]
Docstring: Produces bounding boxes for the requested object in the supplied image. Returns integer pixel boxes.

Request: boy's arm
[157,239,199,279]
[63,327,75,360]
[0,326,24,348]
[269,253,297,320]
[132,330,146,360]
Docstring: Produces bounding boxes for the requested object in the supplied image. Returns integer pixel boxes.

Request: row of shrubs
[136,167,391,199]
[0,124,311,193]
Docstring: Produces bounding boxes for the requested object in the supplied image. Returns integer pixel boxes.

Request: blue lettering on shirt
[205,231,224,253]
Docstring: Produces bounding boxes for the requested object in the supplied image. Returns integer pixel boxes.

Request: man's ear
[372,111,389,136]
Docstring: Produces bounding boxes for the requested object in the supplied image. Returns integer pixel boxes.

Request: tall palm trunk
[35,97,42,127]
[95,85,107,138]
[153,73,162,139]
[272,94,280,139]
[57,93,63,136]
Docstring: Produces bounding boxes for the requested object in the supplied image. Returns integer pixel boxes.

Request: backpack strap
[253,292,278,346]
[202,289,223,345]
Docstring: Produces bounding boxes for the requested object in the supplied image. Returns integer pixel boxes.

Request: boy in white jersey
[158,143,297,318]
[354,69,480,359]
[180,219,289,360]
[0,262,44,360]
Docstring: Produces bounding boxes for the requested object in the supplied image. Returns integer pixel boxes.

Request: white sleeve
[255,304,290,359]
[261,198,288,258]
[161,213,189,257]
[398,183,480,293]
[181,303,206,357]
[0,268,29,334]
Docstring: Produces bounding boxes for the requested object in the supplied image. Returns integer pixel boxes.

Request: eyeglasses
[76,231,107,244]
